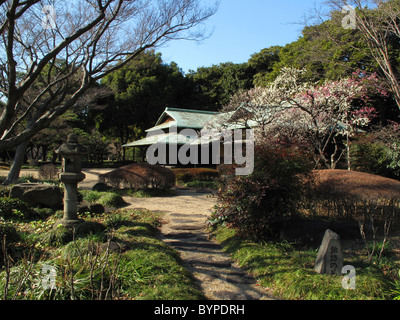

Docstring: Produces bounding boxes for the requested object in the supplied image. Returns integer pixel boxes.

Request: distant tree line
[2,0,400,181]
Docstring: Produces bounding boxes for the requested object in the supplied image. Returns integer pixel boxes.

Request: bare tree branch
[0,0,218,152]
[322,0,400,111]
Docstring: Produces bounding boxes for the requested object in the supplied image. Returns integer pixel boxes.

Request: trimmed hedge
[173,168,218,184]
[99,164,175,190]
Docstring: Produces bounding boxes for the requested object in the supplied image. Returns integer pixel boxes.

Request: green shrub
[131,189,152,198]
[41,221,107,248]
[80,190,127,208]
[80,190,102,204]
[104,213,132,229]
[174,168,219,184]
[0,186,10,197]
[0,219,20,243]
[351,140,394,178]
[0,197,40,221]
[34,207,55,219]
[130,188,176,198]
[98,192,127,208]
[0,254,122,300]
[392,271,400,300]
[0,209,202,300]
[350,131,400,179]
[74,221,107,238]
[41,225,73,247]
[213,142,313,241]
[60,236,103,260]
[0,219,19,269]
[184,180,218,189]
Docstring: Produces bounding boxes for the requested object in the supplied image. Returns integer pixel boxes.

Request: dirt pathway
[124,189,276,300]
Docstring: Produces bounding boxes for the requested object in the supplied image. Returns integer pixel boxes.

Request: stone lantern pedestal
[55,133,87,227]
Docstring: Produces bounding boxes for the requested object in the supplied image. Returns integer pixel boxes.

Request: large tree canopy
[0,0,218,151]
[314,0,400,111]
[187,62,255,110]
[94,50,193,160]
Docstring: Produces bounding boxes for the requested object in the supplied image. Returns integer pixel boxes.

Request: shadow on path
[124,189,277,300]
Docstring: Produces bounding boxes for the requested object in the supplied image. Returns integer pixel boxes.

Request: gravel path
[123,188,276,300]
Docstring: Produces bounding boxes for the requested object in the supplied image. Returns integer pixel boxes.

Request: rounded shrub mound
[312,169,400,201]
[308,169,400,223]
[97,192,127,208]
[99,163,175,190]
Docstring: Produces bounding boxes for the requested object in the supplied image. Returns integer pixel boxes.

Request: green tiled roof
[146,108,219,132]
[122,131,198,147]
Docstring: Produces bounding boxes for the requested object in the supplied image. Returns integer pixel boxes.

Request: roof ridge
[165,107,220,115]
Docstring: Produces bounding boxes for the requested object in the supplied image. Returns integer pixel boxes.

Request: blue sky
[159,0,325,73]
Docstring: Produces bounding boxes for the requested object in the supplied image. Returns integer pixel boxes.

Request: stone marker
[314,229,343,275]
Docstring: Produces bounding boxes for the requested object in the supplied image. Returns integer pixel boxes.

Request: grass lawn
[211,225,400,300]
[1,206,204,300]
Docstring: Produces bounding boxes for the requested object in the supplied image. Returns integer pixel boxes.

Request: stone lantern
[56,133,87,227]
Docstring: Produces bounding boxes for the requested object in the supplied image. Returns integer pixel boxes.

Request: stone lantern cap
[57,133,87,156]
[57,133,87,180]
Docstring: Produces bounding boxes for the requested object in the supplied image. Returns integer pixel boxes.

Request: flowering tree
[223,67,387,169]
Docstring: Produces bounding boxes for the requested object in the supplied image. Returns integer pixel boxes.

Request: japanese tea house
[122,107,250,167]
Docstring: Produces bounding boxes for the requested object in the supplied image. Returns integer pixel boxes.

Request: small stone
[99,241,126,254]
[187,259,232,268]
[89,203,105,215]
[223,274,256,285]
[170,225,204,231]
[92,182,111,192]
[164,232,196,239]
[78,203,90,214]
[172,219,198,224]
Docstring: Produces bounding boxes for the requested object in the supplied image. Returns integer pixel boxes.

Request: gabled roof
[146,108,220,132]
[122,131,198,147]
[123,108,220,147]
[202,105,260,131]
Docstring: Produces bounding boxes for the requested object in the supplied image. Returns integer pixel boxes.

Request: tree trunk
[51,150,58,164]
[346,131,351,171]
[42,145,48,162]
[3,141,29,185]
